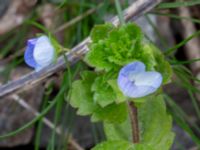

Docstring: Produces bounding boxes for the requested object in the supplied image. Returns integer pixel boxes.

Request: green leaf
[81,70,97,82]
[150,44,172,83]
[90,23,114,42]
[103,95,174,150]
[85,42,114,71]
[124,23,143,41]
[105,24,143,66]
[70,71,97,115]
[91,102,128,123]
[70,71,128,123]
[92,140,154,150]
[138,44,156,71]
[139,95,174,150]
[92,76,116,107]
[104,116,132,141]
[70,80,96,115]
[85,23,144,71]
[85,23,170,81]
[107,79,126,103]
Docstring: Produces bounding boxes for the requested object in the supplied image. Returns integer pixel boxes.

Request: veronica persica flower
[24,35,55,71]
[117,61,162,98]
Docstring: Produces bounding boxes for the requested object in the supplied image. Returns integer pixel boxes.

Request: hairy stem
[128,101,140,143]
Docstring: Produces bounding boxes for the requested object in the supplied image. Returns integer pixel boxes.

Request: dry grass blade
[0,0,162,98]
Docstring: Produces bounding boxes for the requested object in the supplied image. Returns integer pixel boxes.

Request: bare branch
[0,0,162,98]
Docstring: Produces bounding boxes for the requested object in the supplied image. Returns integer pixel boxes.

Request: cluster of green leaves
[69,23,174,149]
[85,23,172,83]
[70,71,128,123]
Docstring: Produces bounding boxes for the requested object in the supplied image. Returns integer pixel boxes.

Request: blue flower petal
[24,38,38,68]
[117,61,162,98]
[119,61,145,76]
[33,35,55,69]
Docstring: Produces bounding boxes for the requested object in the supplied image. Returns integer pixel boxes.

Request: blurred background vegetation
[0,0,200,150]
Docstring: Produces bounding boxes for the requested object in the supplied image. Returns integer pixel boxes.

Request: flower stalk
[128,101,140,143]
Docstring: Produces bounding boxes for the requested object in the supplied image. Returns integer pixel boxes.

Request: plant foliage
[69,23,174,149]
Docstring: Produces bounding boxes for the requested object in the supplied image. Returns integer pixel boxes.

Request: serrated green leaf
[70,71,127,123]
[105,24,143,66]
[85,23,145,71]
[69,71,97,115]
[139,95,174,150]
[124,23,143,41]
[92,76,116,107]
[150,44,172,83]
[92,140,154,150]
[70,79,96,115]
[85,23,170,80]
[91,102,128,123]
[138,44,156,71]
[85,42,114,71]
[103,95,174,150]
[80,70,97,81]
[107,79,126,103]
[104,116,132,141]
[90,23,114,42]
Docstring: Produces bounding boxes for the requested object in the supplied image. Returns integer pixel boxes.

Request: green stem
[34,91,49,150]
[115,0,125,25]
[128,101,140,143]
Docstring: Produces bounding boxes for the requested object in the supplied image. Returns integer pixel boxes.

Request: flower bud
[24,35,55,71]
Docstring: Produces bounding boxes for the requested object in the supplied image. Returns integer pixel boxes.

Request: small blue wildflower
[24,35,55,71]
[117,61,162,98]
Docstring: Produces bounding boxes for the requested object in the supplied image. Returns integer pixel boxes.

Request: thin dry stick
[128,101,140,143]
[11,94,84,150]
[0,0,162,98]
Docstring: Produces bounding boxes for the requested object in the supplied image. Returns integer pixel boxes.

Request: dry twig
[0,0,162,98]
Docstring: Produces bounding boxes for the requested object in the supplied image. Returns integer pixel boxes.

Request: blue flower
[117,61,162,98]
[24,35,55,71]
